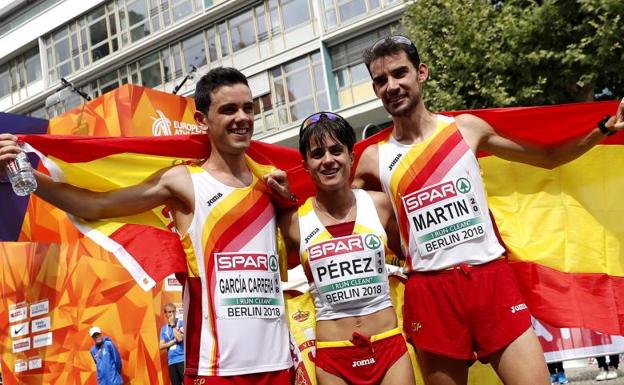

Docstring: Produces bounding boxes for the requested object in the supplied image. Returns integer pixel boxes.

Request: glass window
[323,0,337,29]
[280,0,309,30]
[139,52,162,88]
[149,0,161,31]
[338,0,367,23]
[172,44,183,78]
[89,18,108,47]
[207,27,217,61]
[100,70,119,94]
[182,33,207,69]
[268,0,281,35]
[161,46,173,81]
[0,65,9,98]
[25,49,42,83]
[171,0,193,21]
[127,0,150,42]
[229,10,255,52]
[350,62,368,84]
[255,5,267,41]
[217,22,229,57]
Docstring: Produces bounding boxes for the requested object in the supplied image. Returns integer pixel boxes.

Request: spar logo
[216,253,278,272]
[403,181,457,213]
[364,234,381,250]
[308,235,364,260]
[151,109,203,136]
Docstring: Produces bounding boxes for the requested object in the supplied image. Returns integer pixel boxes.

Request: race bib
[402,178,485,256]
[308,234,388,307]
[215,252,284,319]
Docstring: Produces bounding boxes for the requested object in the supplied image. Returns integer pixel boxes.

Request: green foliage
[403,0,624,110]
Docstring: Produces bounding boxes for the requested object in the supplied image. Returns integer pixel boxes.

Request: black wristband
[598,115,616,136]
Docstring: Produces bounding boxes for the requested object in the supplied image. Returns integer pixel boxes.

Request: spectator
[596,354,620,381]
[89,326,123,385]
[159,303,184,385]
[547,361,568,385]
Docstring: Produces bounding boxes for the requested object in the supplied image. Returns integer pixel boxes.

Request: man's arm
[368,191,403,262]
[0,133,189,220]
[159,326,171,350]
[458,99,624,169]
[352,144,382,191]
[277,208,301,270]
[108,341,122,372]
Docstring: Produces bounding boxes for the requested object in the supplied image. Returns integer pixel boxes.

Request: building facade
[0,0,405,145]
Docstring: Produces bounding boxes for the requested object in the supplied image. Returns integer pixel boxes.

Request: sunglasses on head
[300,112,345,134]
[371,34,416,51]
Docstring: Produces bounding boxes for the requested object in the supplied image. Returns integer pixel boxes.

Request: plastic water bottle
[5,147,37,196]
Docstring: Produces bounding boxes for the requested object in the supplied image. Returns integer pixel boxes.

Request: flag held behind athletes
[12,100,624,335]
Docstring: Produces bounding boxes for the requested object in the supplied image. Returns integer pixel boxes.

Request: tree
[404,0,624,111]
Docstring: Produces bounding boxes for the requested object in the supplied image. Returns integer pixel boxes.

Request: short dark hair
[363,35,421,74]
[194,67,249,114]
[299,112,356,159]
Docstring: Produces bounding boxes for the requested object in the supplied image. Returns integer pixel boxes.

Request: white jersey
[378,115,505,272]
[298,189,393,321]
[180,164,291,376]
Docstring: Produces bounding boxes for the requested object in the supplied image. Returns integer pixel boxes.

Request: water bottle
[5,145,37,196]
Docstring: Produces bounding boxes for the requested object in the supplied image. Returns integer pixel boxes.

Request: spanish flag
[17,134,302,291]
[354,100,623,336]
[7,99,624,335]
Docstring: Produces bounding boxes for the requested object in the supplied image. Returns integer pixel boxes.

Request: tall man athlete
[0,67,294,384]
[352,35,624,385]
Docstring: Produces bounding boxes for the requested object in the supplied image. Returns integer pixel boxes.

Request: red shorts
[403,258,531,361]
[315,328,408,385]
[183,369,290,385]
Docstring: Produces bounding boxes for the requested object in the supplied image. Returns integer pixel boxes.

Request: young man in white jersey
[279,112,416,385]
[0,67,294,385]
[352,35,624,385]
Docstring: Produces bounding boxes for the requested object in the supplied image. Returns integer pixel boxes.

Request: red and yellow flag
[15,99,624,335]
[354,100,624,335]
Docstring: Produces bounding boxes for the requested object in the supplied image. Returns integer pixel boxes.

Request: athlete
[353,35,624,385]
[0,67,295,384]
[279,112,416,385]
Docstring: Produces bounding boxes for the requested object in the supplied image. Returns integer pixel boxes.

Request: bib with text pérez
[402,177,486,257]
[215,252,284,319]
[308,234,388,308]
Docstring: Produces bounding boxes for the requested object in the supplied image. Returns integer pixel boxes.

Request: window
[25,48,42,83]
[43,0,202,83]
[182,33,207,70]
[229,10,255,52]
[280,0,310,30]
[330,24,398,107]
[322,0,395,30]
[260,52,328,130]
[0,47,43,102]
[139,52,162,88]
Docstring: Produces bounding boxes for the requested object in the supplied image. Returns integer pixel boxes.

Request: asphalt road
[562,366,623,385]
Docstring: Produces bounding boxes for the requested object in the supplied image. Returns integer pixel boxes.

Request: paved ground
[562,366,623,385]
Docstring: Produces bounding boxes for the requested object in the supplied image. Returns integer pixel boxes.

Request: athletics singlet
[378,115,505,272]
[298,189,392,320]
[180,164,290,376]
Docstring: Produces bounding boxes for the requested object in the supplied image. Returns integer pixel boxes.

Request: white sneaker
[606,370,618,380]
[596,369,608,381]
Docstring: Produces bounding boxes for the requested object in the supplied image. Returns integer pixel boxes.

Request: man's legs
[414,349,468,385]
[488,328,550,385]
[169,362,184,385]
